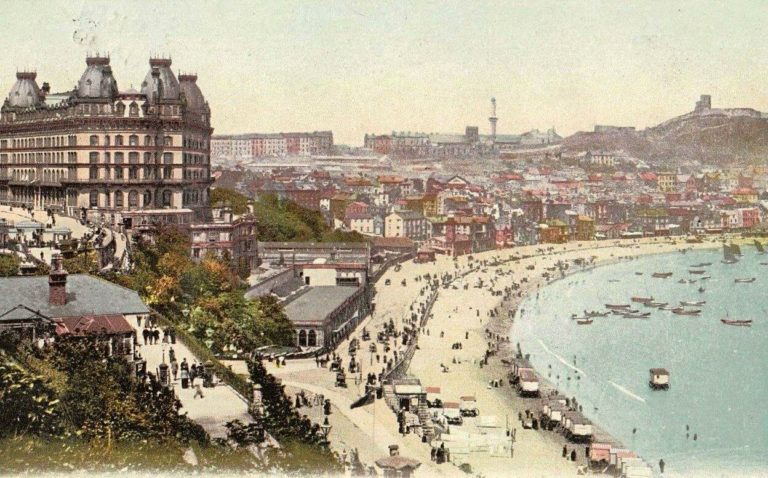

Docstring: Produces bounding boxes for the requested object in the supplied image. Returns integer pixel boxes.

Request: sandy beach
[265,236,727,476]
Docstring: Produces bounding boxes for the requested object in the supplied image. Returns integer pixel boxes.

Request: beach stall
[562,411,593,442]
[609,448,637,468]
[425,386,442,407]
[516,368,540,397]
[392,379,425,412]
[588,443,612,465]
[442,402,463,425]
[459,395,478,417]
[649,368,670,390]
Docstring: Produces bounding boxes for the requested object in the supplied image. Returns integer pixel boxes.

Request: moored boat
[689,270,706,274]
[680,300,705,306]
[646,301,668,308]
[576,319,593,325]
[754,240,765,254]
[721,319,752,326]
[631,296,654,304]
[605,304,630,309]
[652,272,673,278]
[623,312,651,319]
[735,278,756,283]
[690,262,712,267]
[672,307,701,316]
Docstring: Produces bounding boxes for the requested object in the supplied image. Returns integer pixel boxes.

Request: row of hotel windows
[89,135,173,147]
[89,166,174,180]
[89,190,172,208]
[89,151,174,164]
[1,152,65,164]
[4,136,76,149]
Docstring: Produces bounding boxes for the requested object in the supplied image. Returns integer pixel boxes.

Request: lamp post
[320,416,332,440]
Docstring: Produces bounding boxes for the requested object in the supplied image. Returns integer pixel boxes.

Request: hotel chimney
[48,253,68,306]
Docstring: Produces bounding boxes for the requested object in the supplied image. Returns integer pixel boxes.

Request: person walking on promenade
[142,328,149,345]
[168,347,176,364]
[171,359,178,381]
[152,328,160,345]
[193,383,204,399]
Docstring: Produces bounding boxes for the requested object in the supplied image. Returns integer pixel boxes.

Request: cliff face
[562,107,768,164]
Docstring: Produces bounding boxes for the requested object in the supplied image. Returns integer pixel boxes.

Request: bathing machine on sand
[516,369,540,397]
[540,400,566,430]
[510,358,533,384]
[562,411,593,442]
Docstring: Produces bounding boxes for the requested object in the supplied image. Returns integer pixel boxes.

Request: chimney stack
[48,253,68,306]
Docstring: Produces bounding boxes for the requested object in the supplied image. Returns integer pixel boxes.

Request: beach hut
[540,401,566,430]
[562,411,593,442]
[609,448,637,467]
[516,369,540,397]
[459,395,478,417]
[649,368,670,390]
[588,443,611,464]
[510,357,533,384]
[442,401,463,425]
[425,386,442,407]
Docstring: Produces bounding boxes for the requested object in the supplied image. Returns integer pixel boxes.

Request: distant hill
[562,96,768,164]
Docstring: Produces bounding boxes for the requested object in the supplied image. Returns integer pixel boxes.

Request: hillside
[562,106,768,164]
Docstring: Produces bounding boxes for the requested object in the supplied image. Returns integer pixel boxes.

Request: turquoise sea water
[513,247,768,474]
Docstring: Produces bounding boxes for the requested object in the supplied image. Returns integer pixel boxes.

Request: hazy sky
[2,1,768,144]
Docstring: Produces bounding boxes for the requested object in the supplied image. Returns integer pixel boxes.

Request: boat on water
[585,310,609,317]
[672,307,701,316]
[652,272,673,278]
[612,309,639,315]
[722,244,738,264]
[732,243,742,256]
[698,286,706,293]
[576,319,594,325]
[680,300,705,306]
[690,262,712,267]
[659,305,677,311]
[631,296,654,303]
[608,279,620,283]
[677,279,687,284]
[689,270,706,274]
[623,312,651,319]
[761,262,768,266]
[735,278,756,283]
[646,301,668,308]
[721,319,752,326]
[605,304,630,309]
[634,272,643,276]
[754,240,765,254]
[701,275,711,280]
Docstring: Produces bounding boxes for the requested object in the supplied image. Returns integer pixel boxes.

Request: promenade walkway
[129,317,254,440]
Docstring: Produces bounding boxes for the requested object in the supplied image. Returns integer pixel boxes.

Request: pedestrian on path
[142,328,149,345]
[171,360,178,381]
[193,383,204,399]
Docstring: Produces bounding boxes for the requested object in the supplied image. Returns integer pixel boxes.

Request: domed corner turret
[5,71,44,109]
[76,55,119,100]
[140,57,181,103]
[178,72,210,116]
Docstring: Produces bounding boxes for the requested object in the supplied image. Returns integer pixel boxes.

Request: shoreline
[405,237,724,477]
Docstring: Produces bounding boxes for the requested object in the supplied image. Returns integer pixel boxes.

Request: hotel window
[163,166,172,179]
[129,135,138,146]
[115,167,124,179]
[104,152,110,164]
[144,135,151,146]
[164,136,173,146]
[89,166,98,180]
[114,191,123,207]
[143,190,152,206]
[89,152,99,163]
[114,152,124,164]
[104,167,110,180]
[104,135,110,146]
[143,167,151,179]
[90,135,99,146]
[144,152,152,164]
[129,152,139,164]
[89,191,98,207]
[129,167,138,180]
[163,152,173,164]
[115,135,123,146]
[162,190,172,207]
[129,103,138,117]
[128,190,138,207]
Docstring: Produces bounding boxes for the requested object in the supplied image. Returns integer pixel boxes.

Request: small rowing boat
[652,272,673,278]
[646,301,668,308]
[721,319,752,326]
[689,270,706,274]
[623,312,651,319]
[680,300,705,306]
[576,319,593,325]
[672,308,701,316]
[734,278,756,283]
[631,296,654,304]
[605,304,630,309]
[690,262,712,267]
[612,309,639,315]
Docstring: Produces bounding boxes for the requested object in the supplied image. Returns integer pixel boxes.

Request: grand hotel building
[0,55,213,224]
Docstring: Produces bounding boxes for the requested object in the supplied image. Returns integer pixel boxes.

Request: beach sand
[266,236,725,476]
